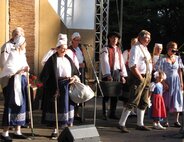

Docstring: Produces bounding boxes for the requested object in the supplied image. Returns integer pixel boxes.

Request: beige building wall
[0,0,8,46]
[37,0,67,73]
[0,0,8,92]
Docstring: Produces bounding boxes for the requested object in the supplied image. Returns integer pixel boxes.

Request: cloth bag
[69,81,94,103]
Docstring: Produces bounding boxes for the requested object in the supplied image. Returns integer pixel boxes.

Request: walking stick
[54,92,59,137]
[55,74,60,137]
[26,72,34,137]
[81,67,85,122]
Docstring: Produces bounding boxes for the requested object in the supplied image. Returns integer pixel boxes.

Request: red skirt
[151,94,167,118]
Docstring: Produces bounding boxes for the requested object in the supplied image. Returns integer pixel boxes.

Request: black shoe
[50,132,58,140]
[136,125,151,131]
[21,125,30,128]
[163,122,169,127]
[61,124,68,130]
[74,116,82,122]
[118,126,130,133]
[174,122,181,128]
[13,134,28,139]
[109,115,119,120]
[1,135,12,142]
[9,126,14,130]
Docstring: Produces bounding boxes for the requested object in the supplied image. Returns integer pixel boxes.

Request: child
[149,71,167,130]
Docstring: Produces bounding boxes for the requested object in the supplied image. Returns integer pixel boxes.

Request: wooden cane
[26,72,34,137]
[54,93,59,137]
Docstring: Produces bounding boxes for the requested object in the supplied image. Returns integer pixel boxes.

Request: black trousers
[102,96,117,116]
[102,77,118,116]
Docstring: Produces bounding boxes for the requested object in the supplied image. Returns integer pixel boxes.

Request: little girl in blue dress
[149,71,167,130]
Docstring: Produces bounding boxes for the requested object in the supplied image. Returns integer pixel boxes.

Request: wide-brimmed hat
[107,32,121,39]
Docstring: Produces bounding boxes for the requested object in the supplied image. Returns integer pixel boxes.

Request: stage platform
[0,94,183,142]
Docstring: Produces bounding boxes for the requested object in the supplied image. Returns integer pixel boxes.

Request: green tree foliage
[108,0,184,53]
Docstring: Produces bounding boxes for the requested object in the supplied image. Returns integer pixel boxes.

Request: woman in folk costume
[152,43,163,68]
[68,32,85,83]
[155,41,183,127]
[0,27,25,88]
[0,35,29,141]
[41,33,79,69]
[100,32,127,120]
[40,34,80,139]
[67,32,86,121]
[151,43,163,82]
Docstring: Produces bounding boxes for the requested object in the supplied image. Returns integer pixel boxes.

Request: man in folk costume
[100,32,127,120]
[121,38,138,115]
[118,30,152,133]
[40,34,80,139]
[0,31,29,141]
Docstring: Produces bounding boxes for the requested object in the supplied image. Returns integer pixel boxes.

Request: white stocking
[15,126,22,135]
[137,108,145,126]
[119,109,131,126]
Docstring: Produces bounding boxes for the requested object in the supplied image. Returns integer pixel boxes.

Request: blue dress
[155,55,183,112]
[40,53,79,127]
[150,82,166,120]
[2,75,28,126]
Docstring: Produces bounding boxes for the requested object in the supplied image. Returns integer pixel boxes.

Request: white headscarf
[154,71,166,80]
[56,34,67,47]
[14,35,26,49]
[41,34,68,66]
[71,32,81,40]
[154,43,163,49]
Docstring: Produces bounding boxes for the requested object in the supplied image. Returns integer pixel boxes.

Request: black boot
[74,105,82,122]
[109,97,118,119]
[103,111,108,120]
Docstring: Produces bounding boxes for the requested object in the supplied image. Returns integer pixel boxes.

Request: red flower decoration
[29,74,43,88]
[31,75,37,80]
[37,83,43,88]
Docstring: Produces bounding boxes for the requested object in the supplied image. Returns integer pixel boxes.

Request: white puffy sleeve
[150,82,155,92]
[41,49,57,66]
[100,47,111,77]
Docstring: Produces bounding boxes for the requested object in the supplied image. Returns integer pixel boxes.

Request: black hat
[107,32,121,39]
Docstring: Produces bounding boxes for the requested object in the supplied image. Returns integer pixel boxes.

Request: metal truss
[95,0,109,78]
[58,0,110,79]
[59,0,73,28]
